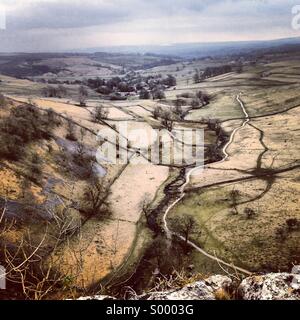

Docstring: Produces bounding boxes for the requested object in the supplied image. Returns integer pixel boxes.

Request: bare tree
[174,104,185,120]
[139,192,152,225]
[28,153,43,183]
[161,110,176,131]
[78,86,88,107]
[152,89,165,100]
[0,201,84,300]
[153,106,163,119]
[91,106,109,123]
[193,69,200,84]
[229,189,241,215]
[0,207,15,238]
[170,215,199,251]
[80,180,111,219]
[66,119,77,141]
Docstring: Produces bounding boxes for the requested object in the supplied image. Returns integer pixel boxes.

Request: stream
[162,93,252,275]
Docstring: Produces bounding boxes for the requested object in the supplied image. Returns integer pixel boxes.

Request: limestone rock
[239,270,300,300]
[76,266,300,300]
[77,295,116,300]
[138,275,232,300]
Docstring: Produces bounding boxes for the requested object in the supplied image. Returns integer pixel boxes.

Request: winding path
[162,93,252,275]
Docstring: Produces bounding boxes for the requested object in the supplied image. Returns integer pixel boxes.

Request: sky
[0,0,299,52]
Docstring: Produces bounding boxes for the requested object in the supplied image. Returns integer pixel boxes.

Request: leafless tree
[139,192,152,225]
[161,110,176,131]
[153,106,163,120]
[66,119,77,141]
[78,86,88,107]
[80,180,111,219]
[170,215,200,251]
[91,106,109,123]
[229,189,241,215]
[0,202,84,300]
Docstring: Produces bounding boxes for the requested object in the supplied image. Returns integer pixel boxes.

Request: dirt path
[163,93,252,276]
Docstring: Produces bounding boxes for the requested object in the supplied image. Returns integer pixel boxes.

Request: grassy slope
[168,59,300,273]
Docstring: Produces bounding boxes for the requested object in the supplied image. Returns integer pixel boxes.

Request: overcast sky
[0,0,299,52]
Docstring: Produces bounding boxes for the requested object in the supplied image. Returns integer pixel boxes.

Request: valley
[0,48,299,300]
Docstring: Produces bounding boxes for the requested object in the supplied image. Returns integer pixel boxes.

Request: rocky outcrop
[77,295,116,300]
[77,275,232,301]
[136,275,232,300]
[77,266,300,300]
[238,267,300,300]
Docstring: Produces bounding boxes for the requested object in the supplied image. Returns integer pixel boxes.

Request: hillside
[0,48,300,300]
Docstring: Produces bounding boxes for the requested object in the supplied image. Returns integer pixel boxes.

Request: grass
[1,52,300,298]
[169,169,300,273]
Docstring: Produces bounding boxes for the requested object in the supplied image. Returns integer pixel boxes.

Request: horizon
[0,0,300,52]
[0,35,299,55]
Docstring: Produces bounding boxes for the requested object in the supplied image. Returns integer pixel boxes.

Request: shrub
[28,153,43,183]
[153,106,163,119]
[91,106,109,123]
[0,104,58,160]
[244,207,256,219]
[191,99,200,108]
[162,74,176,87]
[0,93,6,106]
[65,120,77,141]
[178,92,194,99]
[139,89,151,100]
[286,218,299,231]
[80,180,111,219]
[0,132,24,160]
[152,89,165,100]
[42,85,67,98]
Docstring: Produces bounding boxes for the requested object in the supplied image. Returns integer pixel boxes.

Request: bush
[0,132,24,160]
[97,86,113,95]
[191,99,200,108]
[109,93,127,101]
[286,218,299,231]
[139,89,151,100]
[42,85,67,98]
[162,74,176,87]
[3,105,54,142]
[178,92,194,99]
[152,89,165,100]
[80,180,111,219]
[65,120,77,141]
[91,106,109,123]
[196,91,210,105]
[28,153,43,183]
[0,93,6,106]
[244,207,256,219]
[153,106,163,119]
[0,104,58,160]
[175,98,186,107]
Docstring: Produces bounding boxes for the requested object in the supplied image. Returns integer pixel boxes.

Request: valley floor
[1,56,300,297]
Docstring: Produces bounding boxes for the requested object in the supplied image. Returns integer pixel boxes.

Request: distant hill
[72,36,300,58]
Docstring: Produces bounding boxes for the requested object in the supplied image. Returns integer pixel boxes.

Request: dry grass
[149,269,206,292]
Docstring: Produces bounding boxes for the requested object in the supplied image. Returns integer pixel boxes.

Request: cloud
[0,0,299,52]
[5,0,131,29]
